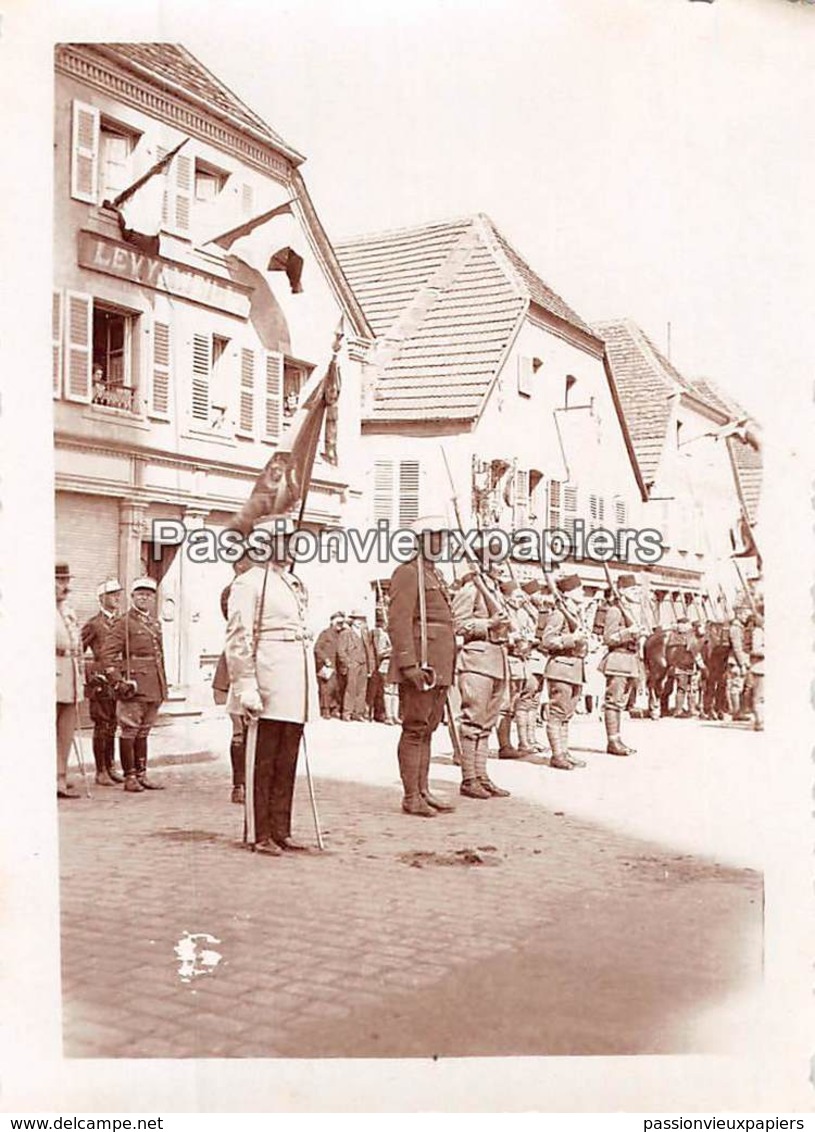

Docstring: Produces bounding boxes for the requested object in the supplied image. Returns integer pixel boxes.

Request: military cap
[330,610,346,621]
[617,573,638,589]
[556,573,583,593]
[411,514,448,533]
[521,579,540,595]
[350,608,367,620]
[131,576,158,593]
[97,578,123,597]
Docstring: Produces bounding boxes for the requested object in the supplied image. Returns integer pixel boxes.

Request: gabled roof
[335,214,601,423]
[726,434,763,526]
[88,43,305,163]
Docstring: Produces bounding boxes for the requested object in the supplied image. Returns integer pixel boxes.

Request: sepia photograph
[1,0,812,1116]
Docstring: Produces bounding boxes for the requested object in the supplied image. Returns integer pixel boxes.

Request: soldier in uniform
[729,598,763,729]
[540,573,589,771]
[452,542,512,798]
[664,616,700,718]
[337,610,375,721]
[81,578,124,786]
[213,554,255,803]
[55,562,83,799]
[102,577,168,792]
[599,573,644,756]
[225,532,319,854]
[387,515,457,817]
[496,581,545,760]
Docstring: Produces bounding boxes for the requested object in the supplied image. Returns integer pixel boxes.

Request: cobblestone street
[59,712,764,1058]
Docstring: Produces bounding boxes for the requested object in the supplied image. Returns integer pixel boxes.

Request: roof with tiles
[90,43,303,160]
[726,434,763,525]
[335,214,598,423]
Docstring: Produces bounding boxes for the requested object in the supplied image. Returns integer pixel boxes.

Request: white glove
[240,688,263,718]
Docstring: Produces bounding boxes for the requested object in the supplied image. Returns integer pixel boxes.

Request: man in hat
[451,535,513,798]
[212,552,255,803]
[314,612,347,719]
[540,573,589,770]
[495,580,545,761]
[55,562,83,799]
[728,598,759,724]
[337,610,375,721]
[102,576,168,792]
[598,573,645,755]
[387,515,457,816]
[664,615,700,718]
[81,578,124,786]
[225,527,319,854]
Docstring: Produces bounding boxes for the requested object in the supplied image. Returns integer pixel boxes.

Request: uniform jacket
[81,610,118,679]
[56,602,82,704]
[599,601,643,678]
[314,625,343,670]
[371,627,393,675]
[387,556,456,686]
[730,618,764,675]
[102,608,168,703]
[506,601,536,681]
[337,624,375,675]
[541,605,586,686]
[452,576,508,680]
[225,564,318,724]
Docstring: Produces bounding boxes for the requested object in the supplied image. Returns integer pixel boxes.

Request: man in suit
[55,562,83,799]
[314,612,347,719]
[452,543,512,799]
[541,573,589,771]
[599,573,645,755]
[81,578,124,786]
[102,577,168,792]
[338,610,375,721]
[387,516,457,817]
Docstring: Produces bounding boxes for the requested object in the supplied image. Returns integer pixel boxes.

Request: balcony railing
[92,382,137,412]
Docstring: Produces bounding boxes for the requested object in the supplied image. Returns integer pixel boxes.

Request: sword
[300,731,324,850]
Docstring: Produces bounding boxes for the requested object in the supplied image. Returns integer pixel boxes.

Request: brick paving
[59,716,763,1058]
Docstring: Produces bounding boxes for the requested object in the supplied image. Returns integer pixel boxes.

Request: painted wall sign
[78,231,251,318]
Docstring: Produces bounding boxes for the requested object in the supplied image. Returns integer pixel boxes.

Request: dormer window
[194,159,228,203]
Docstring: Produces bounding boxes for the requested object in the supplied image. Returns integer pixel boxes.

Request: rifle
[439,446,513,631]
[602,562,636,628]
[541,568,581,633]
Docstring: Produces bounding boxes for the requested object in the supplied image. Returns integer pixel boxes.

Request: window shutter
[64,292,92,403]
[614,496,626,527]
[517,356,534,398]
[52,291,64,399]
[150,320,172,419]
[548,480,562,529]
[514,469,529,527]
[174,153,192,235]
[398,461,420,527]
[263,351,283,441]
[589,493,599,530]
[241,182,254,217]
[238,347,256,436]
[70,101,99,203]
[373,460,394,525]
[564,484,578,538]
[598,496,605,526]
[191,333,211,423]
[158,146,171,229]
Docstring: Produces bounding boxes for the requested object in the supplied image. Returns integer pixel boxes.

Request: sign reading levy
[78,231,251,318]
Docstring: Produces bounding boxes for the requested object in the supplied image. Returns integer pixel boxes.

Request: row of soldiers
[388,516,646,816]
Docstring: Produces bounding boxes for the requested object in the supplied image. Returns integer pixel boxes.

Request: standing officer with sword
[387,515,458,817]
[225,523,321,854]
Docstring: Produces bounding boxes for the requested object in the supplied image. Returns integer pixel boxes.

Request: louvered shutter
[263,351,283,441]
[563,484,578,538]
[191,333,211,423]
[71,101,99,203]
[238,347,256,436]
[548,480,562,529]
[64,292,92,403]
[517,356,534,397]
[241,182,254,217]
[398,461,421,527]
[597,496,605,526]
[514,469,529,527]
[614,496,626,528]
[150,320,172,419]
[174,153,192,235]
[373,461,394,525]
[52,291,64,399]
[589,493,599,531]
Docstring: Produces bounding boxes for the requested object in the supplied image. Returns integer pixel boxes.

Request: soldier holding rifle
[386,516,457,817]
[598,570,646,756]
[540,573,589,771]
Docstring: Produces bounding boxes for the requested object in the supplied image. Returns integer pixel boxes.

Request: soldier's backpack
[707,621,731,650]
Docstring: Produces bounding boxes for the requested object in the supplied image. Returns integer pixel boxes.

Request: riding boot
[230,735,246,804]
[398,732,435,816]
[475,737,510,797]
[605,707,634,756]
[105,735,123,782]
[135,736,164,790]
[419,740,454,811]
[92,734,115,786]
[120,737,144,793]
[547,721,573,770]
[459,736,491,798]
[496,712,520,759]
